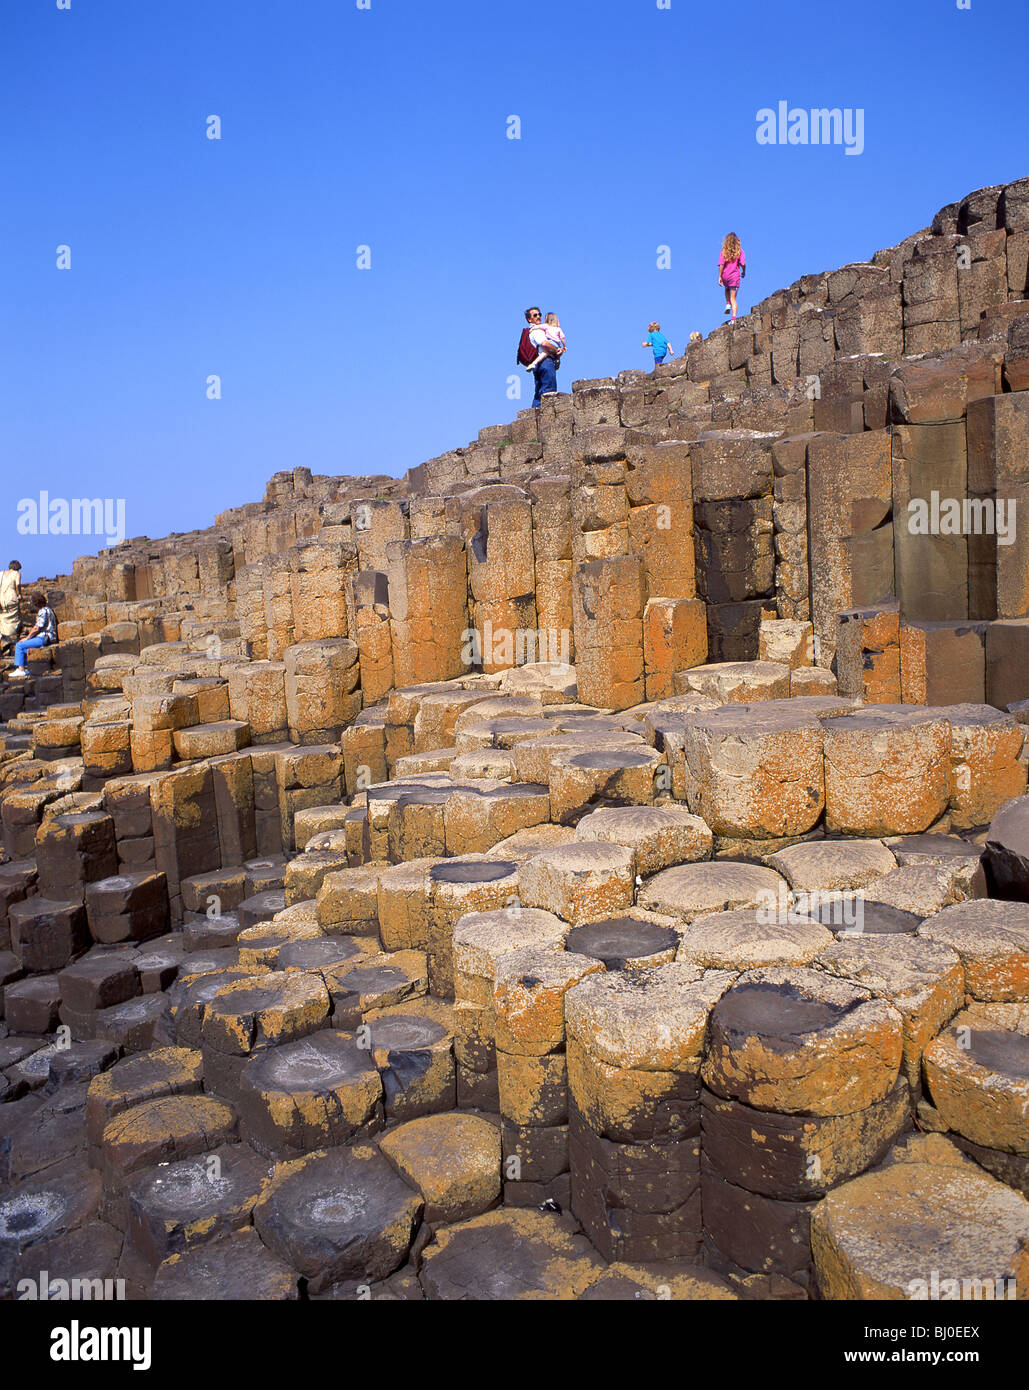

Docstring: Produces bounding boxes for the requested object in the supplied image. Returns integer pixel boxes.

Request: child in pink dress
[719,233,746,320]
[525,312,567,371]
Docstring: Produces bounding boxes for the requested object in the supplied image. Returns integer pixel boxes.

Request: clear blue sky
[3,0,1023,580]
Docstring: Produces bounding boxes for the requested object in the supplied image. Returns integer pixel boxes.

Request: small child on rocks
[525,312,566,371]
[642,322,672,368]
[719,233,746,320]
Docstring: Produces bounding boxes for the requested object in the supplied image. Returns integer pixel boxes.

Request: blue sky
[3,0,1023,580]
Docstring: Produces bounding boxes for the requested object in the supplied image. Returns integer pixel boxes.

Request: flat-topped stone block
[253,1145,422,1293]
[509,731,644,787]
[811,1145,1029,1300]
[683,700,847,839]
[452,906,569,983]
[920,899,1029,1001]
[379,1113,501,1225]
[677,908,832,971]
[574,805,712,875]
[768,838,897,894]
[418,1207,603,1300]
[821,706,951,837]
[702,966,904,1115]
[639,861,786,924]
[236,919,324,971]
[564,912,680,971]
[861,862,981,919]
[547,746,664,824]
[814,932,964,1088]
[100,1093,238,1183]
[924,1009,1029,1154]
[676,661,791,705]
[237,1029,382,1157]
[200,970,331,1056]
[944,704,1025,831]
[125,1143,271,1269]
[565,962,733,1072]
[517,842,635,927]
[427,856,521,996]
[327,950,427,1028]
[443,782,550,856]
[85,1046,204,1147]
[492,947,603,1056]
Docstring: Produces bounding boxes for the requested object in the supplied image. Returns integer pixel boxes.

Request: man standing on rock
[517,306,559,410]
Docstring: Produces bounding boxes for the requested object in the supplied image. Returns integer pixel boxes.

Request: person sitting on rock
[0,561,22,658]
[10,592,58,678]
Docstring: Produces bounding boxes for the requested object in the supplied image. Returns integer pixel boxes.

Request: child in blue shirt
[643,322,672,368]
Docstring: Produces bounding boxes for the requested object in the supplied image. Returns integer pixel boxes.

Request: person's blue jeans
[653,353,667,369]
[14,634,49,669]
[532,355,558,408]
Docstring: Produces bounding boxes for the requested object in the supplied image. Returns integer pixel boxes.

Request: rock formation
[2,177,1029,1301]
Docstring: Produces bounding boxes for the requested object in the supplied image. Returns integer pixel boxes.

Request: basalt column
[572,556,646,710]
[386,536,470,688]
[565,964,732,1264]
[966,391,1029,621]
[353,569,395,704]
[288,539,358,645]
[492,945,602,1209]
[529,476,575,665]
[689,430,778,661]
[807,432,895,667]
[350,498,410,575]
[700,966,908,1290]
[466,499,539,674]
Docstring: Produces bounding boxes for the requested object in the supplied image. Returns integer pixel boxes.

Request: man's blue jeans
[14,634,49,668]
[532,355,558,408]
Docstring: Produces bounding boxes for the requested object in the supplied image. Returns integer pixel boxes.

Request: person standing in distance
[517,306,559,409]
[0,561,22,659]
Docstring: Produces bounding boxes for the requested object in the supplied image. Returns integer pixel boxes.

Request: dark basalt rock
[564,917,678,969]
[430,860,517,885]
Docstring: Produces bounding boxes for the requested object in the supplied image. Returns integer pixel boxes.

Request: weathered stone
[768,838,896,894]
[683,701,842,838]
[639,861,786,924]
[200,971,331,1056]
[920,899,1029,1001]
[418,1207,603,1299]
[379,1113,500,1223]
[702,967,904,1115]
[573,805,712,875]
[565,963,733,1072]
[814,932,964,1088]
[821,707,952,837]
[518,843,635,927]
[677,908,832,971]
[125,1144,272,1269]
[253,1145,422,1293]
[492,947,603,1056]
[237,1030,382,1157]
[811,1152,1029,1300]
[701,1079,910,1200]
[924,1010,1029,1154]
[100,1093,238,1182]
